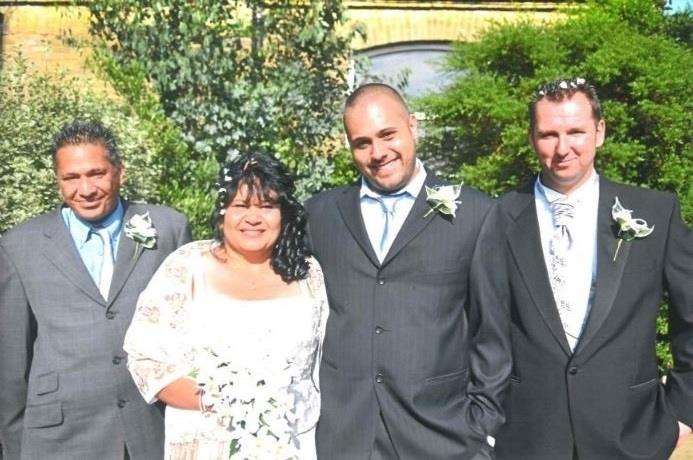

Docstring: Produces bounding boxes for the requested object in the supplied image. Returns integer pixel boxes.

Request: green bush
[0,58,163,233]
[416,0,692,371]
[87,0,359,200]
[89,48,216,239]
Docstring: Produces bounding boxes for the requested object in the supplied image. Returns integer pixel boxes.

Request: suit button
[375,372,384,383]
[112,356,123,365]
[117,399,127,408]
[568,366,578,375]
[375,326,383,335]
[377,279,385,285]
[106,311,116,320]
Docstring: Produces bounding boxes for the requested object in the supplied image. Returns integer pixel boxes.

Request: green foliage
[417,0,692,371]
[0,58,162,233]
[90,47,216,239]
[87,0,359,201]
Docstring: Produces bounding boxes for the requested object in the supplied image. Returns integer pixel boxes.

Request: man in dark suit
[493,78,692,459]
[0,120,191,459]
[306,83,511,459]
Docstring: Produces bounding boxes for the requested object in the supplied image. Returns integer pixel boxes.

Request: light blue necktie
[375,192,407,260]
[95,228,114,300]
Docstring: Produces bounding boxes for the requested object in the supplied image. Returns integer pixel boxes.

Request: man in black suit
[493,78,692,459]
[306,83,511,459]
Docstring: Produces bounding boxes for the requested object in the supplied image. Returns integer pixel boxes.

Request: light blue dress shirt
[360,159,427,261]
[61,199,124,286]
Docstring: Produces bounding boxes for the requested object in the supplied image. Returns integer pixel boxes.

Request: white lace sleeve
[306,257,329,390]
[123,241,207,403]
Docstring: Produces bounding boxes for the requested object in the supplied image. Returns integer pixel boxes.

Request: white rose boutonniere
[424,184,462,218]
[611,197,653,261]
[124,212,158,250]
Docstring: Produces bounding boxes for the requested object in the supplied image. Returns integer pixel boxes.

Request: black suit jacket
[493,177,692,460]
[306,174,511,460]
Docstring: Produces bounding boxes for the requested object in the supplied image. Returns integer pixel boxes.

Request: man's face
[55,143,124,222]
[344,93,418,193]
[530,92,605,194]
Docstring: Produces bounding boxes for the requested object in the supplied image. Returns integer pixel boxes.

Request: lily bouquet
[192,347,301,459]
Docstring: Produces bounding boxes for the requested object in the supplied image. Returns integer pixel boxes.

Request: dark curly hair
[51,120,122,168]
[211,153,309,282]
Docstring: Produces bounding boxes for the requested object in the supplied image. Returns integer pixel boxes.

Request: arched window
[354,41,457,98]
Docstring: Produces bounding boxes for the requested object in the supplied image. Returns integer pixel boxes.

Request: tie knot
[92,227,109,240]
[378,192,407,215]
[550,200,575,228]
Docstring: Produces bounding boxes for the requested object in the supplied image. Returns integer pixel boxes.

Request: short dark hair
[51,120,122,167]
[212,153,309,282]
[344,82,410,115]
[529,78,602,131]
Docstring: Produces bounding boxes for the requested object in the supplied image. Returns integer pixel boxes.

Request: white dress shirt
[360,159,427,262]
[535,171,599,350]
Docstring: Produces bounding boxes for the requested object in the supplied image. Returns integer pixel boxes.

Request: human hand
[676,421,692,448]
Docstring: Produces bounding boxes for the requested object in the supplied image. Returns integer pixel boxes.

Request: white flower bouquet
[192,347,301,459]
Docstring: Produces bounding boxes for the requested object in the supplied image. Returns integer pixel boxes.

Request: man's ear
[595,118,606,148]
[409,113,419,141]
[118,164,126,186]
[528,129,537,153]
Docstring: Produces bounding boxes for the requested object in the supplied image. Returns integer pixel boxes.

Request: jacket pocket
[628,377,657,391]
[24,402,63,428]
[34,371,59,396]
[425,368,468,385]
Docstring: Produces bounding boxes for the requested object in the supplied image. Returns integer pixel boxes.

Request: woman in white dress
[123,153,328,459]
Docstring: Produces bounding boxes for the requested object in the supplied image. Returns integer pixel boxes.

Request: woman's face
[222,183,282,261]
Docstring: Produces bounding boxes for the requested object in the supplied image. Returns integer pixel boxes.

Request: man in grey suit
[0,120,191,459]
[492,78,692,459]
[306,83,511,459]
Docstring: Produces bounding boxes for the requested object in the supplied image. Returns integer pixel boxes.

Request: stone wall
[1,2,92,75]
[0,1,565,76]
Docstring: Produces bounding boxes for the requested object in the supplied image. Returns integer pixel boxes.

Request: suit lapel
[574,178,631,356]
[380,174,443,268]
[336,185,380,267]
[42,208,106,306]
[106,201,144,306]
[506,182,572,356]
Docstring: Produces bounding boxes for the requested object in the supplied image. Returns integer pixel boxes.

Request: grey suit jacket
[306,174,511,460]
[494,177,692,460]
[0,201,191,460]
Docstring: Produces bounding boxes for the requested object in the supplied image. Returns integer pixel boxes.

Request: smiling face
[221,184,282,261]
[530,92,605,194]
[344,92,418,193]
[55,143,124,222]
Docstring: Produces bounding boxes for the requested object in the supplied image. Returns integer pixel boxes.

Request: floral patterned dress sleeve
[123,241,202,404]
[306,257,330,390]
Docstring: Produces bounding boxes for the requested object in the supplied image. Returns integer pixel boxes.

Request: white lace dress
[123,241,329,459]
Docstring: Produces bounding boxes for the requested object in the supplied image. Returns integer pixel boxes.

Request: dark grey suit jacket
[493,177,692,460]
[0,201,191,460]
[306,174,511,460]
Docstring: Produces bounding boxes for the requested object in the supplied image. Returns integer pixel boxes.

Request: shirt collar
[360,159,427,200]
[535,169,599,205]
[62,199,124,247]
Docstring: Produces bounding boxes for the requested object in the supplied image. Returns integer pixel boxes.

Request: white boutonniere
[611,197,653,261]
[124,212,158,251]
[424,184,462,218]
